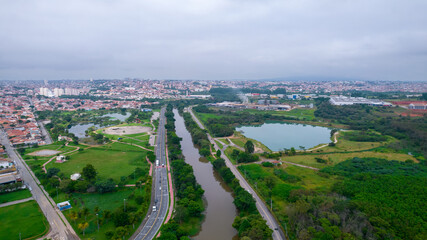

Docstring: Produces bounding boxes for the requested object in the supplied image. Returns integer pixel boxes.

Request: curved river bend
[173,109,237,240]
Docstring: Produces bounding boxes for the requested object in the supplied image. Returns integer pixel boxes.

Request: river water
[173,109,238,240]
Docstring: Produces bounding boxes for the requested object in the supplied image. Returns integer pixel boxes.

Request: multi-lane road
[188,107,286,240]
[0,128,78,240]
[131,107,170,240]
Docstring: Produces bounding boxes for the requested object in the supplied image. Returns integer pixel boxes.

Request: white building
[330,96,392,106]
[70,173,81,181]
[53,88,64,97]
[409,103,427,110]
[0,159,13,169]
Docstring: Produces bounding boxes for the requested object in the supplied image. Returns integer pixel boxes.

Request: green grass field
[62,188,150,240]
[195,112,223,125]
[243,108,316,121]
[0,200,49,240]
[0,189,32,204]
[47,142,148,182]
[282,151,417,169]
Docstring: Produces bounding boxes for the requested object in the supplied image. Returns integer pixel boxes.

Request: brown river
[173,109,238,240]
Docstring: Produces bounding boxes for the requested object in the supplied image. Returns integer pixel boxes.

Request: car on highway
[152,206,157,212]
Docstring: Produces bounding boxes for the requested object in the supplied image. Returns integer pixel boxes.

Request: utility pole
[270,198,273,211]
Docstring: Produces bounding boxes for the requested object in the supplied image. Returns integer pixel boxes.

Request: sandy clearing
[28,149,61,156]
[103,125,151,135]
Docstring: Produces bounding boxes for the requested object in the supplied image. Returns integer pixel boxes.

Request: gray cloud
[0,0,426,81]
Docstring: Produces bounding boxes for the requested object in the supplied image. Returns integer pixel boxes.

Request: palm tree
[68,211,78,225]
[78,222,89,236]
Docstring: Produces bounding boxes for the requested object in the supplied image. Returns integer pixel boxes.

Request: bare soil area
[28,150,61,156]
[103,126,151,135]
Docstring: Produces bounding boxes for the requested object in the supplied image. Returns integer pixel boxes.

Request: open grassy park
[47,142,149,182]
[0,200,49,240]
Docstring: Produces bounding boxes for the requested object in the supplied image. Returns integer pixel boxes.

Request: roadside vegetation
[158,104,205,239]
[0,189,32,203]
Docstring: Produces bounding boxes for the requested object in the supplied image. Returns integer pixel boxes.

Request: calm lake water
[68,112,130,138]
[173,109,238,240]
[236,122,332,151]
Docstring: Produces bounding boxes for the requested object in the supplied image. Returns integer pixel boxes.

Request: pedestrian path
[0,197,33,208]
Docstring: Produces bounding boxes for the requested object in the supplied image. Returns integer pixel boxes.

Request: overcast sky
[1,0,426,81]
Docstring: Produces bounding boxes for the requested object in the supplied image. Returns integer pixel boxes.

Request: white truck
[156,160,159,166]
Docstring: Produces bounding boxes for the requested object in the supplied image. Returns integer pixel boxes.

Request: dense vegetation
[285,189,376,240]
[182,112,211,157]
[323,157,427,239]
[342,131,388,142]
[314,99,427,157]
[321,157,427,177]
[159,105,205,239]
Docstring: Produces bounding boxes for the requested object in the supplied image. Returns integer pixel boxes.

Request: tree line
[158,104,205,240]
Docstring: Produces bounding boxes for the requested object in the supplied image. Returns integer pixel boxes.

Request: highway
[131,107,170,240]
[28,96,52,144]
[0,128,78,240]
[188,107,286,240]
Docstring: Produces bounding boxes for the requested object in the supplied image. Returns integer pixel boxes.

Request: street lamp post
[96,213,99,232]
[124,199,126,212]
[56,186,58,199]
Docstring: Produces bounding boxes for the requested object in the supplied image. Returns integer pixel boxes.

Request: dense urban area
[0,79,426,240]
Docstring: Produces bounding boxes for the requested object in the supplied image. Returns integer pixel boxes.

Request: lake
[68,112,130,138]
[236,122,332,151]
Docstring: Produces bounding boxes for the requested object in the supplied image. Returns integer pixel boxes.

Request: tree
[113,209,130,227]
[174,205,189,223]
[46,167,60,178]
[129,212,138,229]
[82,164,97,182]
[95,179,116,193]
[245,140,255,154]
[81,207,89,221]
[78,222,89,236]
[216,149,221,158]
[68,211,78,224]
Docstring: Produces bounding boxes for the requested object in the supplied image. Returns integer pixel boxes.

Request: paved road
[0,129,78,240]
[131,107,170,240]
[188,107,286,240]
[28,97,53,144]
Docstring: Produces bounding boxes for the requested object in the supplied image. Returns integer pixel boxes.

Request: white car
[152,206,157,212]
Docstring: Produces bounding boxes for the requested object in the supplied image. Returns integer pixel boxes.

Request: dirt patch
[28,150,61,156]
[103,126,151,135]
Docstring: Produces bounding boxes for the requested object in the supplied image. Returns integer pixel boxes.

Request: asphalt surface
[132,107,170,240]
[188,107,286,240]
[0,128,78,240]
[28,97,53,145]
